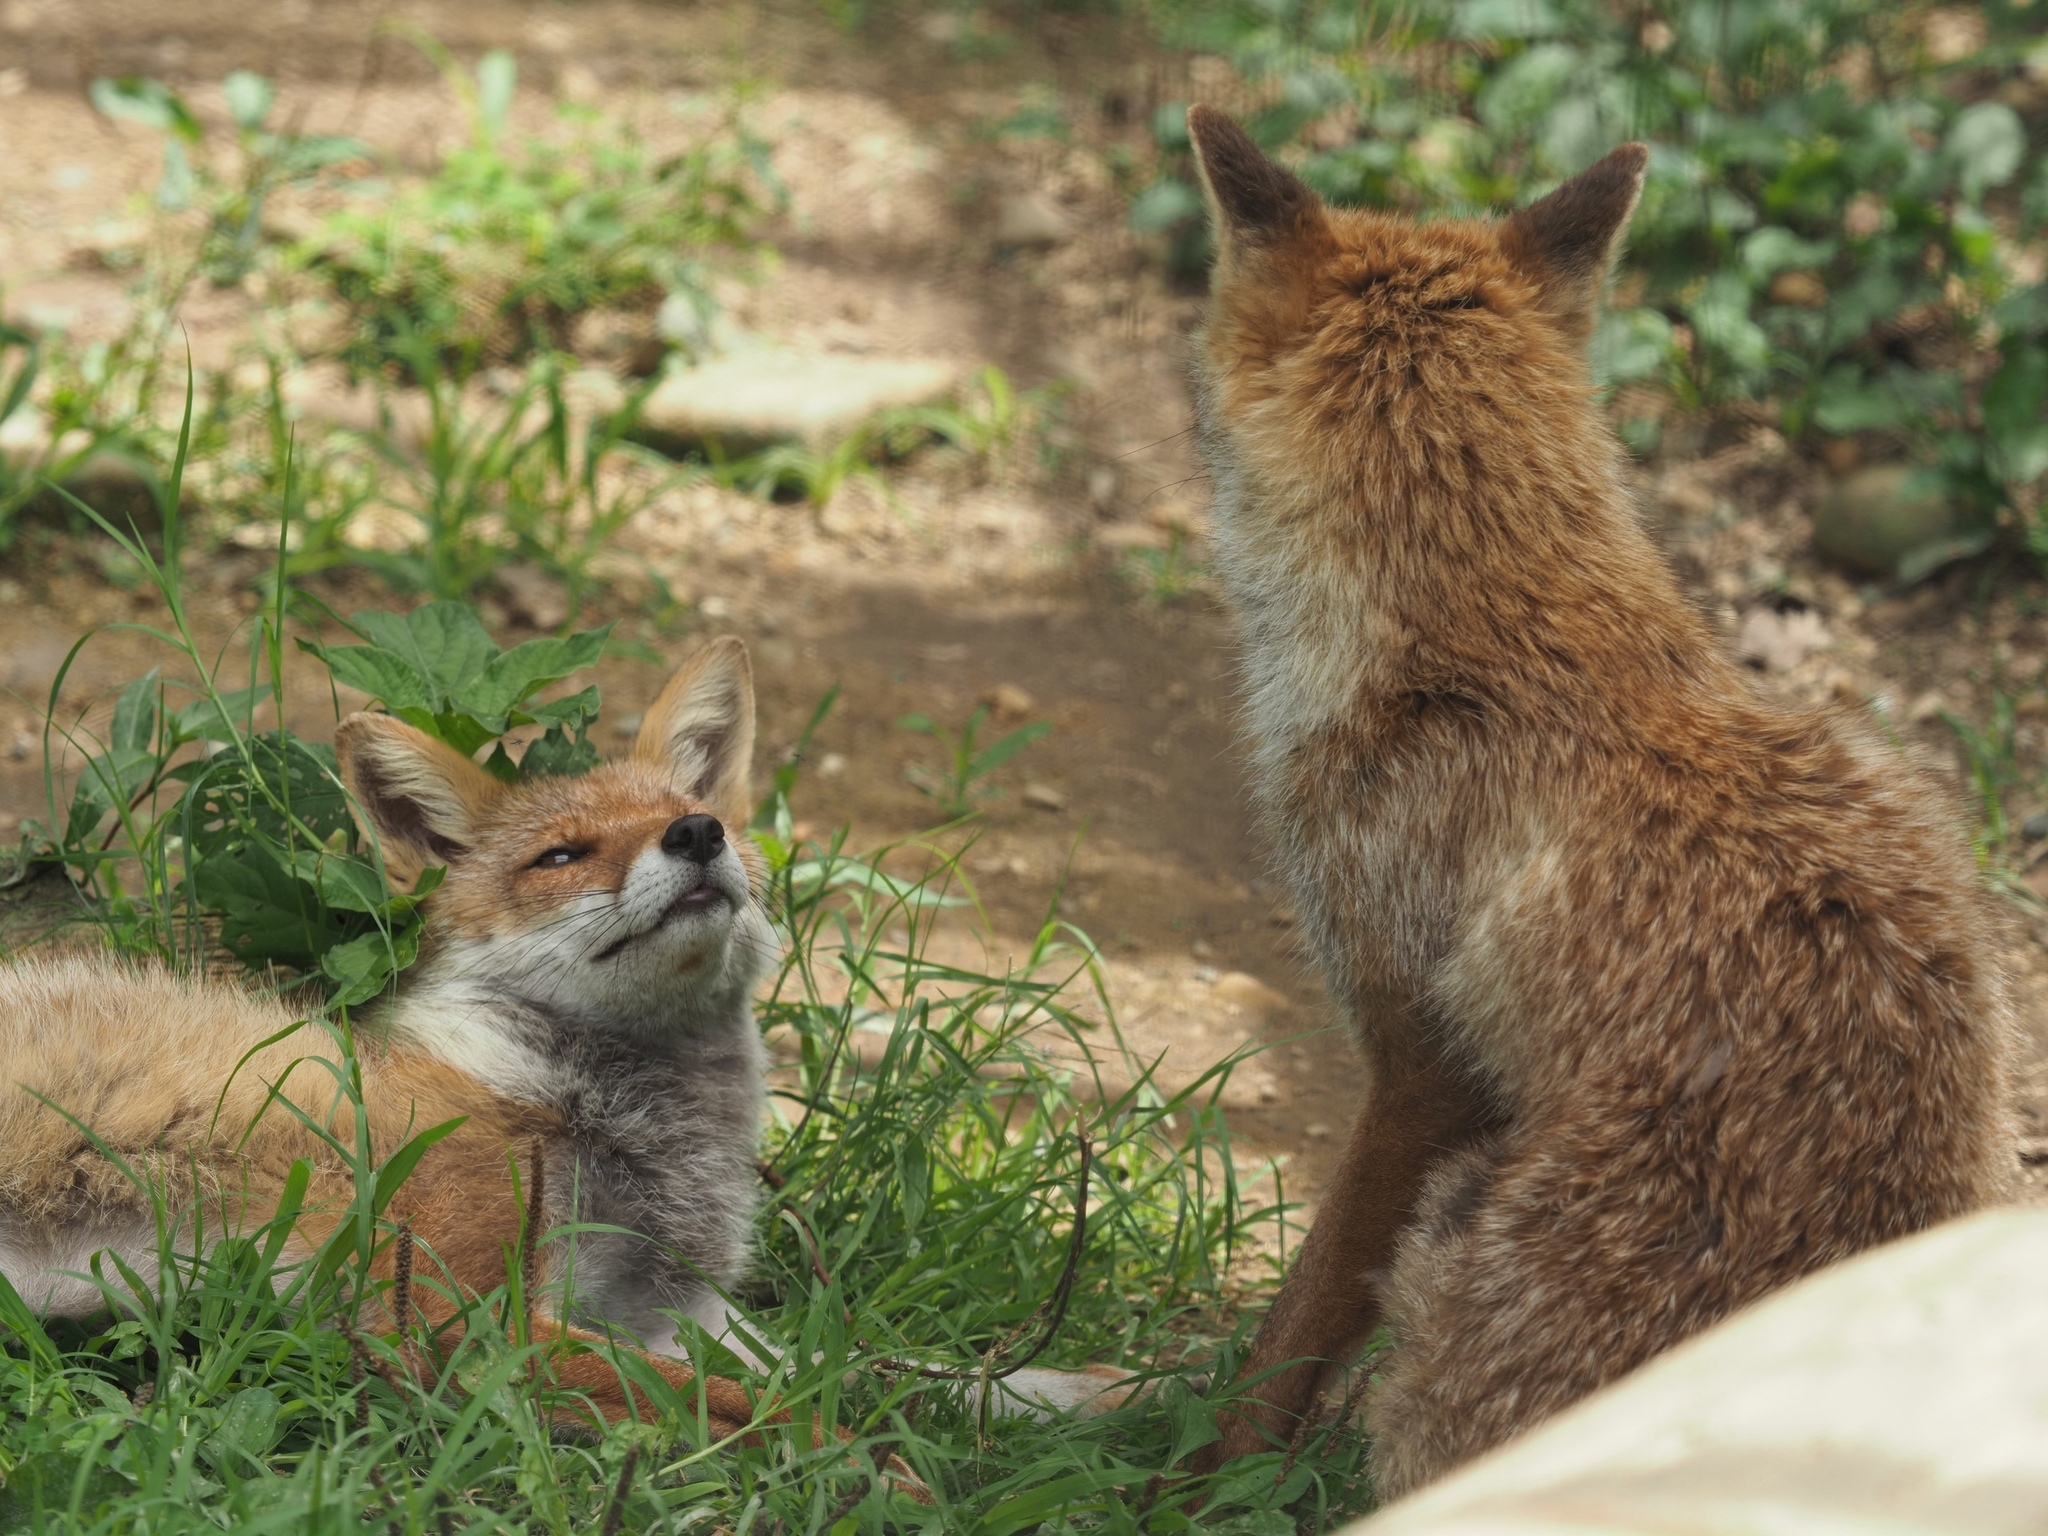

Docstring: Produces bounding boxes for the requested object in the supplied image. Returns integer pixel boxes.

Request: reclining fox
[0,638,1116,1435]
[1181,107,2016,1497]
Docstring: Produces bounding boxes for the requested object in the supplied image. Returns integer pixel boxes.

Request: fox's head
[1184,107,1649,590]
[334,637,774,1032]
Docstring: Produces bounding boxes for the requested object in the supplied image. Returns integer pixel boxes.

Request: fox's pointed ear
[1502,144,1649,337]
[335,713,502,882]
[635,636,755,824]
[1187,105,1322,254]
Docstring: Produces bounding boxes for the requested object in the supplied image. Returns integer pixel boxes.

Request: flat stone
[995,191,1073,248]
[1812,464,1990,582]
[634,346,962,455]
[1021,782,1066,812]
[1214,971,1289,1020]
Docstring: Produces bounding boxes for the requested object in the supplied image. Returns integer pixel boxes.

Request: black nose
[661,813,725,864]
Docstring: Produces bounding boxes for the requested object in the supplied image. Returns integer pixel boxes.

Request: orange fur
[1180,107,2016,1497]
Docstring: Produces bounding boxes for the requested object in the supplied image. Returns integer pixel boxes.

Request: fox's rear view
[1181,107,2016,1497]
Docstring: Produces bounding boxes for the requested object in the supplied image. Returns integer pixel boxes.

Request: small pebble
[2022,812,2048,842]
[1022,782,1066,812]
[985,682,1035,721]
[610,712,643,739]
[819,752,847,778]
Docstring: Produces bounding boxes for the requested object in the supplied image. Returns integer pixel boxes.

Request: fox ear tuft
[335,713,501,881]
[1502,143,1649,334]
[635,636,756,824]
[1187,104,1320,248]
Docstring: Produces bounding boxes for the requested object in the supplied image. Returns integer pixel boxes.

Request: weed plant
[898,706,1055,819]
[302,44,772,377]
[0,433,1372,1534]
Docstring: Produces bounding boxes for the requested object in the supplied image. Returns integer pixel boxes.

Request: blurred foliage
[297,43,776,376]
[1126,0,2046,541]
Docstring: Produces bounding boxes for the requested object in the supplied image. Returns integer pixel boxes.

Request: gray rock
[2022,811,2048,842]
[1812,465,1991,583]
[633,345,962,456]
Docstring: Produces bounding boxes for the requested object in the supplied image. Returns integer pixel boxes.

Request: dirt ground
[1,0,2044,1241]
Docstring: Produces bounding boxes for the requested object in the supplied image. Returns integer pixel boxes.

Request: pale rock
[226,521,304,552]
[1214,971,1289,1020]
[1352,1209,2048,1536]
[1022,782,1066,812]
[985,682,1035,722]
[636,345,962,454]
[341,503,426,553]
[994,190,1073,248]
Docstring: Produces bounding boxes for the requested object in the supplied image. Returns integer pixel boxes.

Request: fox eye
[531,846,586,869]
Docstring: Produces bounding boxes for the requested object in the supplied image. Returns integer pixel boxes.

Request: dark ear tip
[1613,142,1650,175]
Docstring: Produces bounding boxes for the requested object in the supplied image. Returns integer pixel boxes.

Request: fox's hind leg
[1195,1039,1492,1469]
[1363,1127,1731,1502]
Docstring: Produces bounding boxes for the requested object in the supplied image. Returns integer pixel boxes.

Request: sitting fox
[1179,107,2015,1497]
[0,637,1116,1437]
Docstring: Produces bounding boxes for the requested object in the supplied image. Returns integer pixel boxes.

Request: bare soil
[1,0,2043,1229]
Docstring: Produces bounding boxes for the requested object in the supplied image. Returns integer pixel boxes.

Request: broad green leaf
[1128,179,1204,235]
[1590,307,1673,388]
[284,850,387,914]
[173,686,264,744]
[519,684,601,731]
[109,669,159,755]
[1686,272,1771,379]
[464,627,611,721]
[89,76,202,143]
[299,641,431,712]
[1947,103,2024,202]
[222,70,274,132]
[1984,343,2048,487]
[319,928,401,1005]
[201,1385,281,1474]
[350,602,497,704]
[1812,368,1915,434]
[1740,225,1836,283]
[518,724,599,780]
[1476,42,1579,136]
[194,839,346,968]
